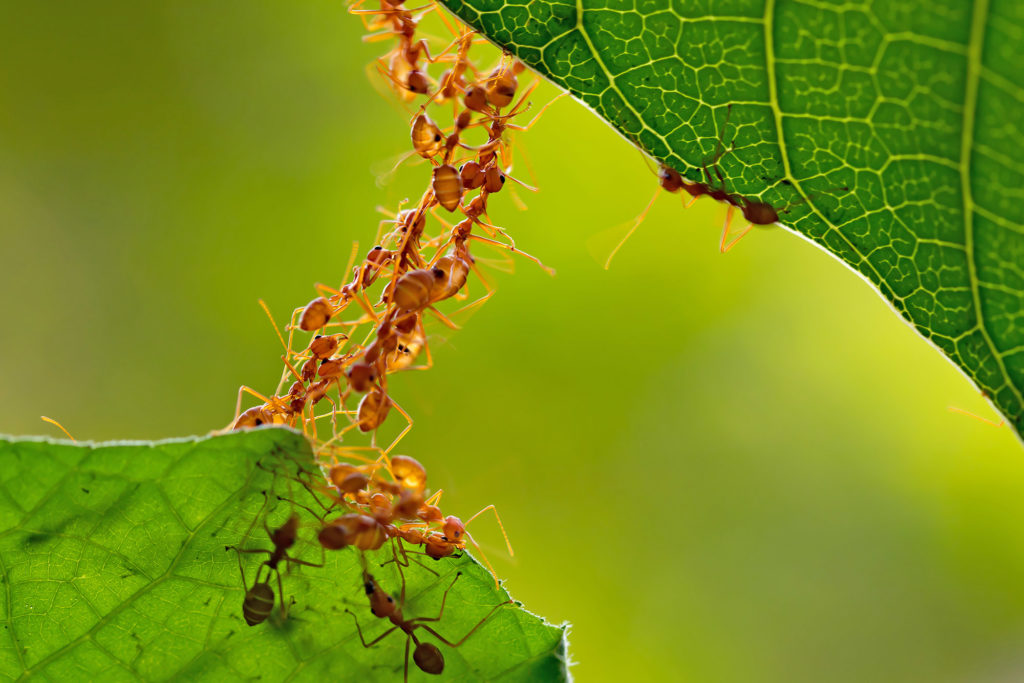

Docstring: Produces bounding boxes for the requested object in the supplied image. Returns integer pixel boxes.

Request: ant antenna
[947,405,1006,428]
[40,416,76,441]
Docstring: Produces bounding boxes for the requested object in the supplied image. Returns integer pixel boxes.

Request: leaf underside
[439,0,1024,438]
[0,429,567,682]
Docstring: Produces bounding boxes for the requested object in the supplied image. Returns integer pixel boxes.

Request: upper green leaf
[439,0,1024,438]
[0,429,567,681]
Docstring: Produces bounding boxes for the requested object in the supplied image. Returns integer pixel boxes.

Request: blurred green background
[3,2,1024,681]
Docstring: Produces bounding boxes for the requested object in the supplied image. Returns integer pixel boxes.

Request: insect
[227,494,324,625]
[226,3,550,581]
[347,552,510,681]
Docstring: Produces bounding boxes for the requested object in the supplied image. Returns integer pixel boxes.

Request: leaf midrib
[961,0,1022,408]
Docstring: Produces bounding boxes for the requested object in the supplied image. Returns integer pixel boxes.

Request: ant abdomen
[242,582,275,627]
[413,642,445,674]
[432,165,463,212]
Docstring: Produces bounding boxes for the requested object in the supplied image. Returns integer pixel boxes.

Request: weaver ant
[227,492,324,625]
[348,551,510,681]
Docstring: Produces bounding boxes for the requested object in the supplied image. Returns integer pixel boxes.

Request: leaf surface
[0,429,567,681]
[439,0,1024,437]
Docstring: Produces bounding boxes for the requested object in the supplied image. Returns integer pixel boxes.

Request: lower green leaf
[0,429,568,681]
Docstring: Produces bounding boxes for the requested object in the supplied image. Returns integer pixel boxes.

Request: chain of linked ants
[226,0,546,649]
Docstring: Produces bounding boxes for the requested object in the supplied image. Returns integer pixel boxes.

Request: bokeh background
[3,2,1024,681]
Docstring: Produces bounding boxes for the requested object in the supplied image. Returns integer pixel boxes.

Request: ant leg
[406,318,434,371]
[504,91,568,133]
[947,406,1006,427]
[431,3,461,41]
[464,505,514,556]
[341,240,361,288]
[382,401,414,456]
[459,531,501,590]
[494,164,538,193]
[258,300,291,361]
[468,215,514,244]
[415,600,513,647]
[425,305,460,330]
[345,609,400,647]
[274,568,289,620]
[392,542,410,606]
[710,103,734,164]
[381,548,442,575]
[408,572,461,625]
[231,489,274,553]
[603,187,662,270]
[447,288,493,320]
[465,233,555,276]
[284,554,326,571]
[278,492,332,522]
[381,541,440,576]
[404,635,411,683]
[719,206,753,253]
[40,416,75,441]
[428,205,455,230]
[231,547,274,559]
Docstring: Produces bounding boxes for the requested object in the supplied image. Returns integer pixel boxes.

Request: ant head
[657,165,684,193]
[405,70,429,95]
[413,642,445,675]
[442,515,465,541]
[424,535,454,560]
[463,85,488,113]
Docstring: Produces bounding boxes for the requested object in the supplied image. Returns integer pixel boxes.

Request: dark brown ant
[698,105,850,251]
[347,553,510,681]
[227,493,324,625]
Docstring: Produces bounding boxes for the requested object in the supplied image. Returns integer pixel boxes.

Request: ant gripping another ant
[226,2,549,630]
[268,449,515,589]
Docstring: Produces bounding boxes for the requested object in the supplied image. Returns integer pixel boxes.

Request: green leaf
[439,0,1024,438]
[0,429,567,681]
